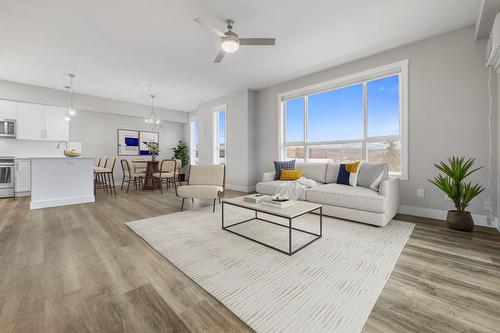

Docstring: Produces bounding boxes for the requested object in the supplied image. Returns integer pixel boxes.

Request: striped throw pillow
[274,160,295,180]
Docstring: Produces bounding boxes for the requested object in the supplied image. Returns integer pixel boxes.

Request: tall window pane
[285,97,304,142]
[367,75,399,137]
[308,84,363,142]
[190,119,199,164]
[218,111,225,164]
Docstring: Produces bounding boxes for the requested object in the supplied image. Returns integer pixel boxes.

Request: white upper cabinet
[17,102,45,140]
[0,100,18,119]
[17,102,69,142]
[44,106,69,141]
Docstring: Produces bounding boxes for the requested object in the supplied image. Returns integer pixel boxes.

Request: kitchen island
[30,156,95,209]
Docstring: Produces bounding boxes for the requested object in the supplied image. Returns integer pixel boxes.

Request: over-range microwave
[0,119,16,138]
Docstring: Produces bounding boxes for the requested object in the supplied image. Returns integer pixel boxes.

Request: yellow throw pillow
[280,169,303,181]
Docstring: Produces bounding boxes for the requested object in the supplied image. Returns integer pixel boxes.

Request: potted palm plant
[172,141,189,181]
[429,156,485,231]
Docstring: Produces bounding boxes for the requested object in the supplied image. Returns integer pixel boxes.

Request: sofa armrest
[379,177,399,219]
[262,172,276,182]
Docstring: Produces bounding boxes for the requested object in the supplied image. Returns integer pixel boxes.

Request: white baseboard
[30,195,95,210]
[225,184,256,193]
[399,205,499,230]
[15,191,31,197]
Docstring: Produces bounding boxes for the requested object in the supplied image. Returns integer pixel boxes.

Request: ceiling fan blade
[194,18,225,38]
[239,38,276,46]
[213,50,225,63]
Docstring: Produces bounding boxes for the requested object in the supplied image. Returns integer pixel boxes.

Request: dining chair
[153,159,177,194]
[121,160,145,192]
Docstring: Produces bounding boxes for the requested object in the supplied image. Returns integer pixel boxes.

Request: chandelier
[64,73,77,122]
[144,94,161,130]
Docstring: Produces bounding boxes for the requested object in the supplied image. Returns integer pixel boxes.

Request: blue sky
[286,75,399,142]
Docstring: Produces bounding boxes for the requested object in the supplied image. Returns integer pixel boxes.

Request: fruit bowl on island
[64,150,81,157]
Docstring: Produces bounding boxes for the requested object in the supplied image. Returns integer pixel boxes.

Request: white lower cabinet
[15,159,31,195]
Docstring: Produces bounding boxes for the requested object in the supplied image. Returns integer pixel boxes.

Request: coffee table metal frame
[221,200,322,256]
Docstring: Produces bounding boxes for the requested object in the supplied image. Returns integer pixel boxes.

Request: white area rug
[126,205,414,333]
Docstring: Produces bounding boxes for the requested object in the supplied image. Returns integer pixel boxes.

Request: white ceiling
[0,0,480,111]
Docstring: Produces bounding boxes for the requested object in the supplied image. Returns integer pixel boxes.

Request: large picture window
[213,106,226,164]
[280,61,408,178]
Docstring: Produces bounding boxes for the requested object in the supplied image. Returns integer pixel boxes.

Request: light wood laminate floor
[0,188,499,332]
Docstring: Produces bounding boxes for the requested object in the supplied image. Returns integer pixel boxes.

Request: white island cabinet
[30,157,95,209]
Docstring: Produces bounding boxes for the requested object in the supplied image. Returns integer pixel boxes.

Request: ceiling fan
[194,18,276,63]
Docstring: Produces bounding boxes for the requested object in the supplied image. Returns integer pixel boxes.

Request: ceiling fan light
[68,108,76,116]
[221,38,240,53]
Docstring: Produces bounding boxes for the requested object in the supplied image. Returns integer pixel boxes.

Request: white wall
[70,110,184,181]
[255,26,497,220]
[188,89,256,192]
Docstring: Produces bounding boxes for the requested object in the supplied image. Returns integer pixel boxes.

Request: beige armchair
[176,164,225,212]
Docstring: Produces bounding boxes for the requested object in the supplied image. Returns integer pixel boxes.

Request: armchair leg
[212,199,216,213]
[191,198,194,204]
[181,198,185,212]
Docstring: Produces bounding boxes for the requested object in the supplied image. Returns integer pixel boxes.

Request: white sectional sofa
[256,162,399,226]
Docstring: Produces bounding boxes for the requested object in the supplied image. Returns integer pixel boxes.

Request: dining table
[132,159,159,191]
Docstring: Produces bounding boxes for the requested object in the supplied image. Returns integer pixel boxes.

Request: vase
[151,154,157,162]
[446,210,474,232]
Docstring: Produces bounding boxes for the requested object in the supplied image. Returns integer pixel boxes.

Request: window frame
[189,118,199,165]
[278,60,409,180]
[213,105,227,164]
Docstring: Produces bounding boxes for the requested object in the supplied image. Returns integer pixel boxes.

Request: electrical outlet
[486,216,494,226]
[417,189,425,198]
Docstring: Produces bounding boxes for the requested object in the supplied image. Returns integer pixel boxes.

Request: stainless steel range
[0,159,15,198]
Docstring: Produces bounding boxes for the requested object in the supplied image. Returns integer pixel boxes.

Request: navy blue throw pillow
[337,164,350,185]
[274,160,296,180]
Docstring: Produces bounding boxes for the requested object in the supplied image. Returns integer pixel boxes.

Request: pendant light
[64,73,76,122]
[144,94,161,130]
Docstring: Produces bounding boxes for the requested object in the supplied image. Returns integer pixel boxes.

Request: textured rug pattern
[126,205,414,333]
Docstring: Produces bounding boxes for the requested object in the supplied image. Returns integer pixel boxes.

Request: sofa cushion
[305,183,385,213]
[295,162,328,183]
[325,162,340,183]
[357,162,389,190]
[256,181,307,200]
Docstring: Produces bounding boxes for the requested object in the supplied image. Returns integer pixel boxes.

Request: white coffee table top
[223,196,321,219]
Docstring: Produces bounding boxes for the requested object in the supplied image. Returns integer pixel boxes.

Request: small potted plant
[172,140,189,181]
[145,141,160,161]
[429,156,485,231]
